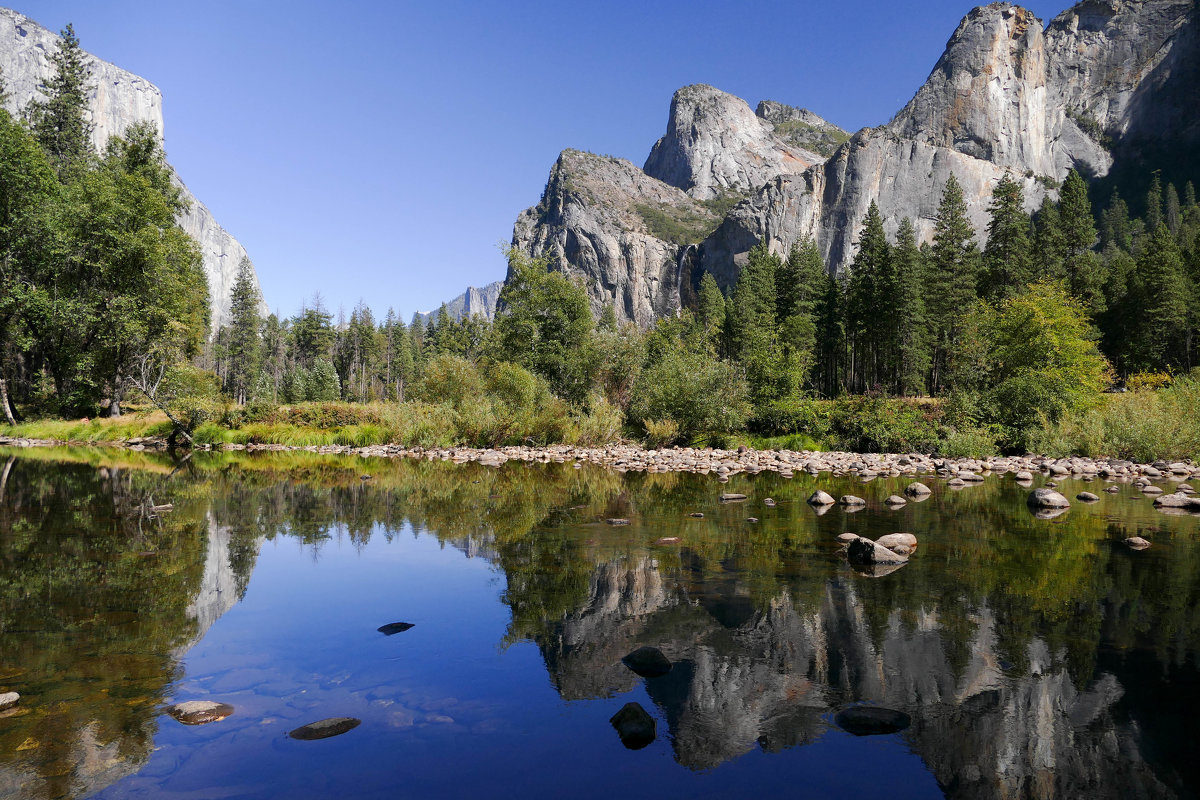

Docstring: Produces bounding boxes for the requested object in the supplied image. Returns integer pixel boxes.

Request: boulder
[1123,537,1151,550]
[1028,488,1070,508]
[167,701,234,726]
[875,533,917,551]
[883,495,907,506]
[807,490,836,506]
[621,646,672,678]
[610,702,656,750]
[288,717,361,740]
[846,537,908,566]
[1076,492,1100,502]
[903,482,932,497]
[1104,486,1120,493]
[839,495,866,506]
[1141,485,1163,495]
[377,622,414,636]
[1152,493,1195,508]
[1014,470,1034,481]
[719,492,747,502]
[763,498,776,507]
[835,533,860,543]
[0,692,19,712]
[605,518,631,525]
[834,705,911,736]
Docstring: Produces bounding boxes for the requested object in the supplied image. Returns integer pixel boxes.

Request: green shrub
[630,348,750,439]
[643,418,681,448]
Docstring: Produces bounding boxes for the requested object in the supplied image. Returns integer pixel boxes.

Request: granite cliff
[515,0,1198,323]
[0,7,263,330]
[411,280,504,329]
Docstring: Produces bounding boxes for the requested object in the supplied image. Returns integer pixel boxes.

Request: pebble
[288,717,361,741]
[166,701,234,726]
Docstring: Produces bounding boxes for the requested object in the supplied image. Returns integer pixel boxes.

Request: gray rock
[1141,485,1164,495]
[834,705,911,736]
[807,490,836,506]
[377,622,415,636]
[835,532,860,543]
[1076,492,1100,502]
[0,691,18,711]
[839,495,866,506]
[1015,471,1034,481]
[1154,493,1200,509]
[1123,537,1151,550]
[875,533,918,551]
[903,482,932,497]
[605,518,631,526]
[621,646,672,678]
[846,537,908,566]
[883,495,907,506]
[166,701,234,726]
[288,717,361,741]
[1028,488,1070,508]
[610,702,656,749]
[718,492,747,502]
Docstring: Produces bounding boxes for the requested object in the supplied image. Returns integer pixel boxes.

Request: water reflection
[0,447,1197,798]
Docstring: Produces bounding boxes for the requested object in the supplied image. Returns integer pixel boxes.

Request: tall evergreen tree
[1145,171,1163,233]
[979,173,1032,301]
[1100,188,1132,252]
[696,272,726,356]
[225,257,262,405]
[1165,182,1181,237]
[926,174,979,392]
[731,243,784,404]
[1058,169,1106,315]
[813,275,844,397]
[1032,197,1066,281]
[891,218,930,395]
[845,202,889,392]
[1130,223,1189,370]
[26,24,93,175]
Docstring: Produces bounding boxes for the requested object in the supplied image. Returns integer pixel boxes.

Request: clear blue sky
[15,0,1066,322]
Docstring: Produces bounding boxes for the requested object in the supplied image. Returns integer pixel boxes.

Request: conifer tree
[845,202,889,391]
[731,243,783,404]
[1130,223,1189,370]
[980,173,1032,301]
[26,24,93,175]
[926,174,979,392]
[1032,197,1065,281]
[1058,169,1106,315]
[226,257,262,405]
[1145,171,1163,233]
[814,275,844,397]
[891,218,930,395]
[1101,189,1132,252]
[1166,182,1181,237]
[696,272,726,355]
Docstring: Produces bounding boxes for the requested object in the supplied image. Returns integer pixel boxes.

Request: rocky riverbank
[2,434,1196,484]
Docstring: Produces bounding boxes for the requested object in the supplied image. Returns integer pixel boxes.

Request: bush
[826,394,942,453]
[630,348,750,439]
[748,397,833,439]
[568,396,624,446]
[643,418,681,448]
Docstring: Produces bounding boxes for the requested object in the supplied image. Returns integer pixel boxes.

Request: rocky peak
[754,100,849,158]
[643,84,823,200]
[411,281,504,329]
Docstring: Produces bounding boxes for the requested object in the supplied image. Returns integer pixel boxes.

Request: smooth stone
[1104,486,1120,493]
[746,517,758,523]
[621,646,672,678]
[719,492,747,502]
[1124,537,1151,550]
[1015,470,1034,481]
[167,701,234,726]
[654,537,681,545]
[610,702,655,750]
[834,706,911,736]
[1028,488,1070,508]
[605,518,630,525]
[1076,492,1100,502]
[1141,485,1163,495]
[875,533,917,551]
[846,537,908,566]
[839,495,866,506]
[903,482,931,497]
[1154,493,1200,509]
[763,498,776,507]
[0,692,19,711]
[883,495,907,506]
[288,717,361,740]
[947,478,966,487]
[377,622,415,636]
[835,533,860,543]
[808,490,836,506]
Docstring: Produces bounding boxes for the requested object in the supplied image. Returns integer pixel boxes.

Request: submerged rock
[834,705,911,736]
[654,537,681,546]
[377,622,415,636]
[288,717,361,741]
[167,700,234,726]
[605,518,631,526]
[719,492,747,502]
[807,490,836,506]
[687,512,704,518]
[610,702,656,750]
[621,646,672,678]
[1123,537,1151,550]
[1028,488,1070,508]
[1076,492,1100,502]
[835,532,860,544]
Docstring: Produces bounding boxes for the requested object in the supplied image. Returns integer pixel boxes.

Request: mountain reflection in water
[0,447,1198,799]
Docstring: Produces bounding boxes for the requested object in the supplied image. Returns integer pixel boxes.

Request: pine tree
[1101,189,1132,252]
[696,272,726,356]
[845,202,889,391]
[1185,181,1197,212]
[926,174,979,392]
[980,173,1032,301]
[1058,169,1106,315]
[892,218,930,395]
[226,257,262,404]
[26,24,94,175]
[1145,171,1163,234]
[1130,223,1189,370]
[731,243,783,404]
[1165,182,1181,237]
[1032,195,1066,281]
[307,359,341,401]
[814,275,844,397]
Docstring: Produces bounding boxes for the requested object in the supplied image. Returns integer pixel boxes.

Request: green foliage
[25,23,93,175]
[224,257,262,404]
[642,418,682,448]
[980,173,1033,301]
[634,201,723,246]
[927,173,980,392]
[630,346,750,439]
[770,118,850,157]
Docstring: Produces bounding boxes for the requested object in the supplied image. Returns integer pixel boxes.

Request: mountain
[0,7,264,331]
[411,280,504,329]
[514,0,1198,324]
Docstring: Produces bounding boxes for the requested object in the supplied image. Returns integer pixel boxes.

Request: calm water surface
[0,447,1198,799]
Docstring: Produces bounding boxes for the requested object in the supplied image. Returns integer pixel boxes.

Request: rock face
[514,1,1197,324]
[643,84,826,200]
[511,149,720,327]
[411,281,504,329]
[0,8,264,330]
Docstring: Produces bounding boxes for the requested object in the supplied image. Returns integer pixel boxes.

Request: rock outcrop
[515,0,1197,323]
[411,280,504,329]
[0,8,264,330]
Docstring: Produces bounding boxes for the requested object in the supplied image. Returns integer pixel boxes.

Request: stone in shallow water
[621,646,672,678]
[903,482,931,497]
[884,495,907,506]
[1028,488,1070,508]
[288,717,361,741]
[605,518,630,526]
[610,702,655,750]
[846,537,908,566]
[719,492,747,502]
[1124,537,1151,550]
[834,705,911,736]
[0,692,19,711]
[839,495,866,506]
[875,533,917,551]
[1076,492,1100,502]
[377,622,415,636]
[167,700,234,725]
[835,532,860,543]
[807,490,835,506]
[687,512,704,518]
[654,537,681,546]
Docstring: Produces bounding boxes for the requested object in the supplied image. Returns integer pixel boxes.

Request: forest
[2,26,1199,460]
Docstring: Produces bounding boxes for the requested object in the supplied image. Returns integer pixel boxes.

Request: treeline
[0,26,209,420]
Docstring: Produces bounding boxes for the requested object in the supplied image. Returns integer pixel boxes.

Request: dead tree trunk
[0,379,15,425]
